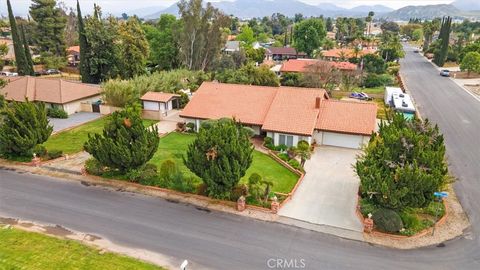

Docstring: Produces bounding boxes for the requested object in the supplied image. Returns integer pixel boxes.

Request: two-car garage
[313,130,368,149]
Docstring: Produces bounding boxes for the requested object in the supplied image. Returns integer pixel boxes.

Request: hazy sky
[4,0,454,16]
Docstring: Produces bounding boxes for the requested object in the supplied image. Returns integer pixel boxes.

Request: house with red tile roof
[180,82,377,149]
[0,76,101,115]
[321,48,377,61]
[67,46,80,66]
[280,59,357,73]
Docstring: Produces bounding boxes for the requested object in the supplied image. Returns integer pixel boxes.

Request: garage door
[322,132,363,149]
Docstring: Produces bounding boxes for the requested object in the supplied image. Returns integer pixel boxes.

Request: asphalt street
[1,46,480,269]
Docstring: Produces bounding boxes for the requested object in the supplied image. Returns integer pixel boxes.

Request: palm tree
[297,141,312,167]
[366,11,375,36]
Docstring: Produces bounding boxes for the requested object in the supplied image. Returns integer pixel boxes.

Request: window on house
[278,134,294,147]
[286,136,294,147]
[279,134,286,146]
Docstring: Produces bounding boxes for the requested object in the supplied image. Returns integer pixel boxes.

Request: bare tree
[302,60,340,91]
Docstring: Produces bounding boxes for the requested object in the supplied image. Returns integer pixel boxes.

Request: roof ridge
[59,79,64,104]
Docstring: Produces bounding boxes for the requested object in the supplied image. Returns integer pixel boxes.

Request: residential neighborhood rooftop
[180,82,377,136]
[266,47,307,56]
[321,48,377,58]
[140,92,180,103]
[0,76,101,104]
[280,59,357,73]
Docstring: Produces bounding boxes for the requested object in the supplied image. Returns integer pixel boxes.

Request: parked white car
[0,71,18,77]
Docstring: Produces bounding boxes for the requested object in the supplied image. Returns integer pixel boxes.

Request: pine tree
[84,105,159,172]
[356,113,448,210]
[7,0,29,76]
[77,0,93,83]
[184,118,254,199]
[20,25,34,75]
[0,100,53,158]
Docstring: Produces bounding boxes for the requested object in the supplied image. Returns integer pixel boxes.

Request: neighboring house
[280,59,357,74]
[140,91,180,118]
[67,46,80,66]
[0,76,101,115]
[321,48,377,61]
[180,82,377,149]
[265,47,307,61]
[224,41,240,54]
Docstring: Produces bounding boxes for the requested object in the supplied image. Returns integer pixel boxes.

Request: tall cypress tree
[434,16,452,67]
[7,0,29,76]
[77,0,92,83]
[20,25,34,76]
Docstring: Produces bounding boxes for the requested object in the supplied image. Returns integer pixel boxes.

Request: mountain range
[142,0,394,20]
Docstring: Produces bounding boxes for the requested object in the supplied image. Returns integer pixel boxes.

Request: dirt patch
[43,224,73,237]
[452,71,480,79]
[465,85,480,96]
[0,217,18,225]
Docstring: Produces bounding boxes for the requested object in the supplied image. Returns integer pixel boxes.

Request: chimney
[315,97,321,109]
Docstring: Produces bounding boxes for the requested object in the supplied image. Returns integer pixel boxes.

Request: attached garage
[322,132,364,149]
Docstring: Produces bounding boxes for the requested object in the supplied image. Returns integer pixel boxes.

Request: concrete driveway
[49,112,102,133]
[279,146,363,232]
[152,110,182,134]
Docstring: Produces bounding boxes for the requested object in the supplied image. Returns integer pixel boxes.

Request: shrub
[159,160,178,184]
[264,137,273,145]
[277,153,290,162]
[275,144,288,152]
[387,66,400,76]
[231,183,249,201]
[125,164,158,183]
[84,104,159,172]
[288,159,301,170]
[363,73,393,88]
[372,208,404,233]
[265,143,275,150]
[169,172,196,193]
[46,107,68,119]
[186,122,195,133]
[184,118,254,199]
[32,145,47,157]
[85,158,105,176]
[359,198,379,217]
[46,150,63,160]
[399,210,421,230]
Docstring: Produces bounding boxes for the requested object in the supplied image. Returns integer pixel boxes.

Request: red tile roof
[0,76,101,104]
[280,59,357,73]
[141,92,180,103]
[262,87,327,136]
[321,48,377,58]
[67,45,80,54]
[181,82,377,136]
[316,100,377,136]
[180,82,278,126]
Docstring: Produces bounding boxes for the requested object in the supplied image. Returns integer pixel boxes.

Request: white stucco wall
[266,132,311,147]
[62,95,101,115]
[143,101,160,111]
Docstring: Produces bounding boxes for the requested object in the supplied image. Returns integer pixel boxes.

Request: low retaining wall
[142,110,162,121]
[100,105,122,115]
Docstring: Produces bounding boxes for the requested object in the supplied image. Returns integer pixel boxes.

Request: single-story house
[265,47,307,61]
[280,59,357,74]
[0,76,101,115]
[0,38,15,61]
[224,41,240,54]
[67,45,80,66]
[321,48,377,61]
[180,82,377,149]
[140,91,180,117]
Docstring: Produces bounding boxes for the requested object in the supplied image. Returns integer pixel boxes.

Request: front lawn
[0,228,165,270]
[44,117,158,154]
[150,132,299,194]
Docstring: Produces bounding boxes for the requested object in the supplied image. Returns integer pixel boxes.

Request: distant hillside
[452,0,480,11]
[349,5,393,13]
[144,0,392,20]
[383,4,465,20]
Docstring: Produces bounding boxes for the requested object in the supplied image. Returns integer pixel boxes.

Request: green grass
[150,132,299,194]
[0,228,165,270]
[352,86,385,94]
[44,117,158,154]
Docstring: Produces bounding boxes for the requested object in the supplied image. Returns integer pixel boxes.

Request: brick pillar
[237,196,246,212]
[364,218,374,233]
[271,196,279,214]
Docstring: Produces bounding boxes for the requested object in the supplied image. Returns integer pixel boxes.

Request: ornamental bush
[0,100,52,158]
[356,113,448,210]
[84,104,159,172]
[372,208,404,233]
[47,107,68,119]
[184,118,254,199]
